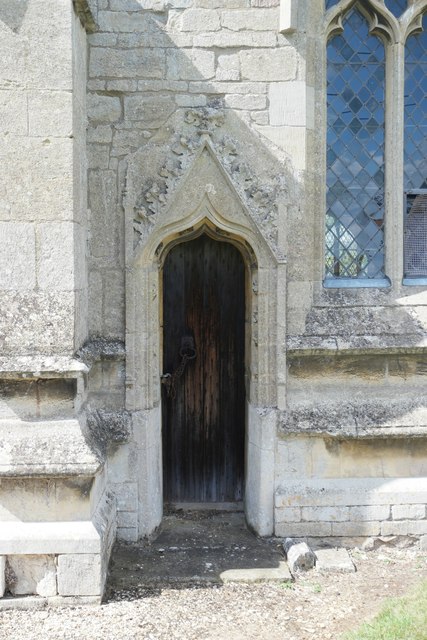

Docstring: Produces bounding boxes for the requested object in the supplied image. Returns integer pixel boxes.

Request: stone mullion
[384,40,405,287]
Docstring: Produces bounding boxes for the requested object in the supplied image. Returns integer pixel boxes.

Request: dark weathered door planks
[162,235,246,503]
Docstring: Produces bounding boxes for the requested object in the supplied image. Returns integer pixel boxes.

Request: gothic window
[325,2,426,287]
[325,7,385,282]
[404,15,427,280]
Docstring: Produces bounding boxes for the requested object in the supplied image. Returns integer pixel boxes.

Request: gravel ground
[0,546,426,640]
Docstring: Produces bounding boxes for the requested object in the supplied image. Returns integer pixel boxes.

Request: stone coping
[0,356,88,380]
[0,419,102,477]
[0,521,101,555]
[286,336,427,356]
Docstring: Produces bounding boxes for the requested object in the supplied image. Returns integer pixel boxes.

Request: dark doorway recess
[162,234,246,504]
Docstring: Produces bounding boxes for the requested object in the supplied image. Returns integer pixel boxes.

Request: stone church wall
[0,0,426,602]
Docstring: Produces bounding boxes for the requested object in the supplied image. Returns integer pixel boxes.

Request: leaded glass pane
[326,8,385,280]
[325,0,340,9]
[384,0,406,18]
[404,15,427,279]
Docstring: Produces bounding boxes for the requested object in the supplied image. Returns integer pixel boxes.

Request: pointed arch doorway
[162,233,246,506]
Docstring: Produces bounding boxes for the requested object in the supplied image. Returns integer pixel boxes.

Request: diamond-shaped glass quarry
[326,8,385,279]
[384,0,407,18]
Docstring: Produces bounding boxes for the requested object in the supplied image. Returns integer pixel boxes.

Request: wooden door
[162,234,245,503]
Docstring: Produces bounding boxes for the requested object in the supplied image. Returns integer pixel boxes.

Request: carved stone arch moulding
[124,135,281,408]
[402,1,427,40]
[325,0,401,42]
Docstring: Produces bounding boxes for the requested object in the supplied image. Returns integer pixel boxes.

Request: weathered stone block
[195,0,248,7]
[349,505,391,521]
[23,9,73,91]
[175,94,207,107]
[117,511,138,529]
[0,90,27,135]
[269,81,314,127]
[88,170,118,262]
[193,31,276,48]
[109,0,166,10]
[275,507,301,523]
[28,90,73,137]
[225,94,266,110]
[0,223,36,290]
[57,554,101,596]
[406,520,427,535]
[0,556,5,597]
[251,110,269,125]
[124,95,175,126]
[87,94,121,123]
[216,54,240,81]
[332,521,381,537]
[37,222,83,291]
[392,504,426,521]
[275,522,333,537]
[221,9,278,31]
[117,527,138,542]
[167,49,215,80]
[0,137,74,222]
[7,555,57,597]
[240,48,297,81]
[87,144,110,170]
[189,80,267,94]
[90,48,165,79]
[97,11,158,32]
[180,9,220,31]
[115,483,138,512]
[302,506,350,522]
[87,125,113,144]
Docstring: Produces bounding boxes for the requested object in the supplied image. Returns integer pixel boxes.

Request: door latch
[161,333,197,398]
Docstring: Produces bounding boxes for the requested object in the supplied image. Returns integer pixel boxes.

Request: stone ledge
[275,478,427,508]
[0,419,102,477]
[0,356,88,380]
[0,522,102,555]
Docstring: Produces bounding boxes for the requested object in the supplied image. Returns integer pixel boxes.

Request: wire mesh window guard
[403,15,427,281]
[404,191,427,279]
[325,8,385,282]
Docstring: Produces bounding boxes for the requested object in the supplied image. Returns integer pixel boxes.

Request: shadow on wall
[0,0,29,32]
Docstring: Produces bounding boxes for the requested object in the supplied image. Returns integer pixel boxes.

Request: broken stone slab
[0,556,5,597]
[283,538,316,573]
[220,561,292,584]
[315,548,356,573]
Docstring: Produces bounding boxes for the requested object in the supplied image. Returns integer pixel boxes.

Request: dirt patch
[0,546,426,640]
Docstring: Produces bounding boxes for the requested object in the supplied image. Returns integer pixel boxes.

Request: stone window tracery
[324,0,427,287]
